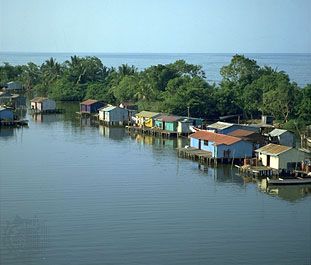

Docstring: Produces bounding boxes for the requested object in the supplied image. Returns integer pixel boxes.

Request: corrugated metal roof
[99,106,117,112]
[31,97,48,103]
[269,129,289,137]
[156,115,182,122]
[190,130,241,146]
[80,99,99,105]
[207,121,234,130]
[228,129,255,137]
[255,143,292,156]
[0,107,12,112]
[136,111,160,118]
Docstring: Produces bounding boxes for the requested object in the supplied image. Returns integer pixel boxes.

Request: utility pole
[187,106,190,119]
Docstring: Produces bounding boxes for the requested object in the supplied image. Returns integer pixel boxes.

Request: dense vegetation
[1,55,310,128]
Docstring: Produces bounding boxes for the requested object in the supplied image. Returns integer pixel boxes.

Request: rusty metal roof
[190,130,241,146]
[228,129,255,137]
[156,115,182,122]
[255,143,292,156]
[80,99,99,105]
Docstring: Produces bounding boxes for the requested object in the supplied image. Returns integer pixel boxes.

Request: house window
[203,140,209,145]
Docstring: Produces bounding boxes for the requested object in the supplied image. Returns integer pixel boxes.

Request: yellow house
[135,111,161,128]
[255,143,309,170]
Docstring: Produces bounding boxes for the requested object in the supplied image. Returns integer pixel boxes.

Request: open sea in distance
[0,52,311,87]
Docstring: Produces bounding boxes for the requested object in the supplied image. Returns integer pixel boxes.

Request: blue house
[0,107,14,121]
[80,99,105,114]
[206,121,260,135]
[189,130,253,159]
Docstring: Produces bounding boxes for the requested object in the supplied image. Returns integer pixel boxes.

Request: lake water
[1,52,311,87]
[0,103,310,265]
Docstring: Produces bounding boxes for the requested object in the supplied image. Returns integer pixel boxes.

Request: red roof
[80,99,99,105]
[228,129,255,137]
[190,130,241,146]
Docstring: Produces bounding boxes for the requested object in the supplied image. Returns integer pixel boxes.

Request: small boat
[267,177,311,186]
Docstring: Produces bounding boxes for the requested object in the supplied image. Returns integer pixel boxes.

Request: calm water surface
[0,103,310,265]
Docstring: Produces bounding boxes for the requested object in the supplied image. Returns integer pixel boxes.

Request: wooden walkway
[237,165,275,177]
[177,147,217,164]
[127,126,178,138]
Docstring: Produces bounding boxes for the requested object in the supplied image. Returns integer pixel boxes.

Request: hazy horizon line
[1,51,311,55]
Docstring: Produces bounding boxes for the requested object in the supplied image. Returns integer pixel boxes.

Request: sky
[0,0,310,53]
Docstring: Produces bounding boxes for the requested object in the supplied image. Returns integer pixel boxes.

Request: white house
[268,129,295,147]
[31,97,56,111]
[255,143,309,170]
[99,105,130,125]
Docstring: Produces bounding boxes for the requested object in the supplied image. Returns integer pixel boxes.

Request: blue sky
[0,0,310,53]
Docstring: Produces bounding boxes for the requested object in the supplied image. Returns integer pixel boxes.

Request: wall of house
[190,137,199,148]
[109,108,129,122]
[190,138,215,156]
[155,120,163,129]
[279,149,308,169]
[164,122,177,132]
[90,102,104,113]
[0,109,14,120]
[216,141,253,158]
[220,125,260,135]
[42,100,56,111]
[279,132,295,147]
[177,121,192,133]
[200,140,216,156]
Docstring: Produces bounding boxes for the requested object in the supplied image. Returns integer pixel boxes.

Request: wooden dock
[127,126,178,138]
[237,165,276,177]
[177,147,214,164]
[177,147,244,165]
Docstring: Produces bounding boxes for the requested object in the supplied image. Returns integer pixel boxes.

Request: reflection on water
[131,133,186,149]
[257,178,311,202]
[32,114,63,123]
[0,128,15,139]
[1,102,311,265]
[99,125,128,141]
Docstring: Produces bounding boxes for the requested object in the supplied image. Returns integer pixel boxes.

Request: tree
[262,72,300,122]
[297,84,311,123]
[162,76,214,118]
[20,62,41,90]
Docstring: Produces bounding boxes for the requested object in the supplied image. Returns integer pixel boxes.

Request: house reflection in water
[132,134,185,149]
[32,114,61,123]
[0,127,15,139]
[99,125,127,141]
[257,178,311,202]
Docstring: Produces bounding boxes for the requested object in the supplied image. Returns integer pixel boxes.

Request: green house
[155,115,182,132]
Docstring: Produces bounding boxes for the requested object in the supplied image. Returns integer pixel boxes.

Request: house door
[198,140,201,150]
[266,155,270,166]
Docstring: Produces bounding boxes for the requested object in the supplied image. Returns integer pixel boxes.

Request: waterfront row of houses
[186,123,310,172]
[78,99,203,134]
